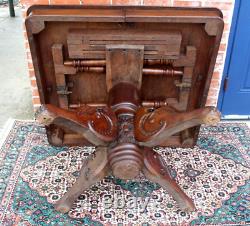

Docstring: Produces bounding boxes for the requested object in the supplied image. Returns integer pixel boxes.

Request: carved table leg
[54,147,110,213]
[135,106,220,147]
[143,148,195,212]
[35,104,117,146]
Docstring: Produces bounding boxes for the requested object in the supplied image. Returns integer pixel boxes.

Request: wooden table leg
[143,148,195,212]
[35,104,118,146]
[54,147,110,213]
[135,106,220,147]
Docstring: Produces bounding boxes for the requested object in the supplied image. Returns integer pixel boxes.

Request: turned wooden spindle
[64,59,174,67]
[75,66,105,73]
[143,68,183,76]
[64,59,106,67]
[108,83,143,180]
[64,60,183,76]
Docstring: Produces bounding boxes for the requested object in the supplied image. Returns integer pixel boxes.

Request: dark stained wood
[26,5,223,20]
[108,82,140,115]
[106,45,144,91]
[55,147,109,213]
[135,106,221,147]
[143,148,195,212]
[64,60,184,77]
[35,104,118,145]
[68,29,181,60]
[51,44,69,109]
[46,125,64,146]
[27,5,224,214]
[26,7,223,148]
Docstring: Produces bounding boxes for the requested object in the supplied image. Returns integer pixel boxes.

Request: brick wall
[20,0,235,109]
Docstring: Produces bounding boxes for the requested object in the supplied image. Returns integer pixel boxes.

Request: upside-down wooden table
[26,5,224,213]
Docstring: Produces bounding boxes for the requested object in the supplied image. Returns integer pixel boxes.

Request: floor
[0,6,34,131]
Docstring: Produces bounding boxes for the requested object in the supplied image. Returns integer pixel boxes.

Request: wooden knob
[35,105,57,125]
[203,107,221,125]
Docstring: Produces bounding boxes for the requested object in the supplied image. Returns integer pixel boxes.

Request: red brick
[21,10,26,18]
[26,51,32,60]
[28,62,34,70]
[222,11,233,23]
[221,32,229,44]
[219,43,227,52]
[162,0,172,6]
[208,89,219,98]
[32,89,40,97]
[24,41,30,50]
[216,52,225,63]
[32,97,41,105]
[202,1,233,11]
[203,0,232,2]
[210,79,221,89]
[143,0,160,5]
[29,74,36,81]
[173,0,202,7]
[206,98,217,106]
[22,22,26,31]
[30,79,37,87]
[20,0,49,7]
[50,0,80,4]
[23,31,28,40]
[212,72,221,80]
[83,0,111,4]
[33,105,41,112]
[112,0,141,5]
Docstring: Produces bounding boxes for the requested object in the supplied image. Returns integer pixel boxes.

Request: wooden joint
[205,19,224,36]
[26,18,45,34]
[174,81,192,89]
[56,86,72,95]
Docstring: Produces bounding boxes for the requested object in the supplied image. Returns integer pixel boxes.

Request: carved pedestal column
[108,82,143,180]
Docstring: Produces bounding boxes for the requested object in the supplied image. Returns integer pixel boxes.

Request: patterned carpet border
[0,120,249,225]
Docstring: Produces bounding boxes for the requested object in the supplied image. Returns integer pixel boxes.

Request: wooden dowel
[69,100,180,109]
[67,65,183,76]
[144,59,174,65]
[64,60,106,67]
[143,68,183,76]
[76,66,105,73]
[142,99,178,108]
[64,59,175,67]
[64,60,183,76]
[69,103,107,108]
[142,100,168,108]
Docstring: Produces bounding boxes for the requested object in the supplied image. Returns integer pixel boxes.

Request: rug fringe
[0,118,16,149]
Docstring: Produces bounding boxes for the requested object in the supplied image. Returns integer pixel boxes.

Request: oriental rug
[0,120,249,225]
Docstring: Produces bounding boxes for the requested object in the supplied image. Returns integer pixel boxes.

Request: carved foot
[55,147,110,213]
[135,106,220,147]
[143,148,195,212]
[35,104,118,146]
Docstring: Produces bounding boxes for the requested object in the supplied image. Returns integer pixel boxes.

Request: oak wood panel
[68,29,182,59]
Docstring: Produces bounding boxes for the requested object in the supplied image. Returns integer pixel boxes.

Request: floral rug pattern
[0,121,249,225]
